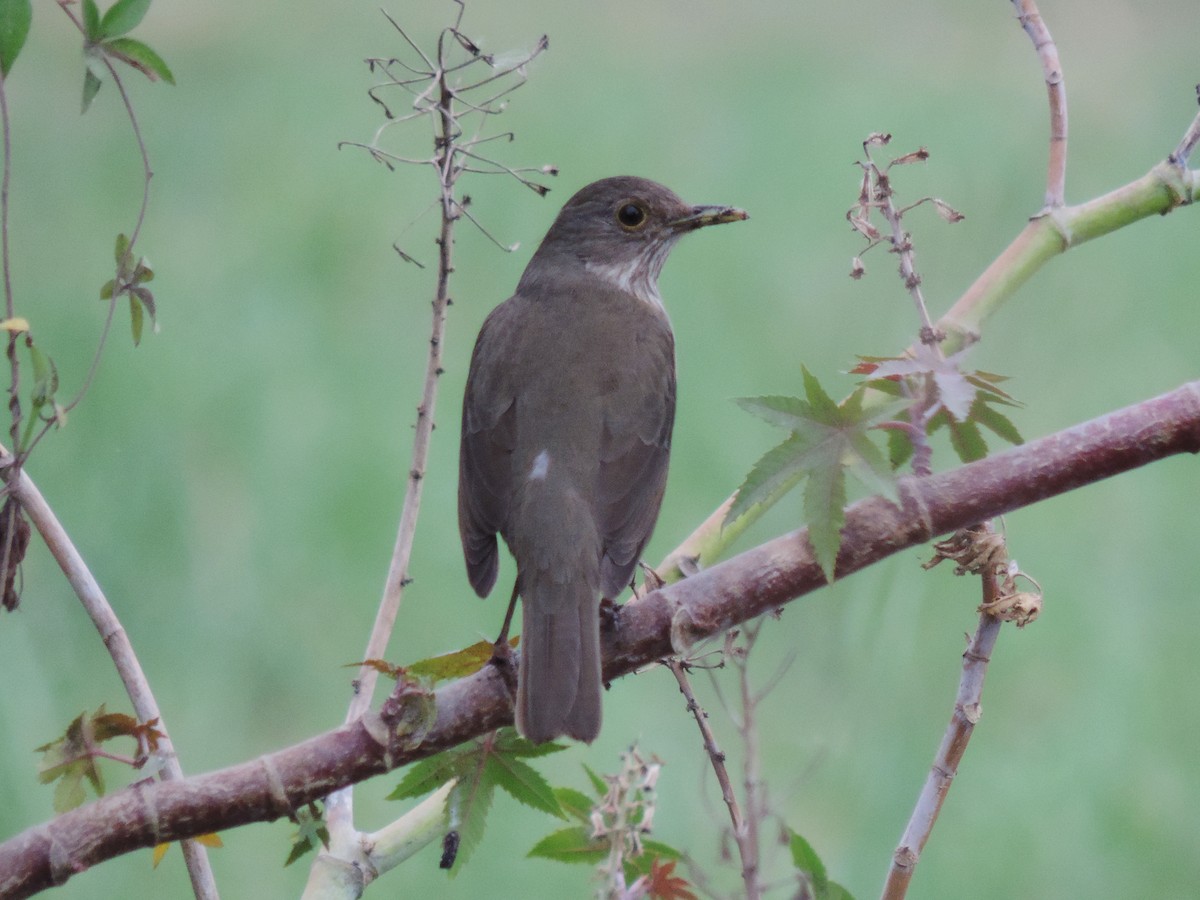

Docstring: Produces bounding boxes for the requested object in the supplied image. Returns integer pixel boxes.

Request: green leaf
[0,0,31,77]
[527,825,607,865]
[388,749,466,801]
[81,69,103,113]
[731,370,905,580]
[728,432,812,522]
[735,394,815,432]
[102,36,174,84]
[444,756,496,875]
[82,0,101,39]
[582,763,607,797]
[489,756,563,818]
[28,343,58,409]
[803,447,847,581]
[788,828,829,891]
[973,398,1024,446]
[129,294,143,346]
[553,786,594,822]
[98,0,150,39]
[947,416,987,463]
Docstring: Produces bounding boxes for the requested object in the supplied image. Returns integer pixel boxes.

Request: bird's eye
[616,201,647,230]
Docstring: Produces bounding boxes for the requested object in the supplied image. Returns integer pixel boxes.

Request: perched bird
[458,176,747,743]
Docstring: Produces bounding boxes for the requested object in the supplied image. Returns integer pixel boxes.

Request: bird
[458,175,747,743]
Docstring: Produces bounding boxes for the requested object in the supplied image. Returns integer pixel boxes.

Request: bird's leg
[492,580,520,656]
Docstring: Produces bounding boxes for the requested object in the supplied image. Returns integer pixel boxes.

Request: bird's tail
[516,570,602,744]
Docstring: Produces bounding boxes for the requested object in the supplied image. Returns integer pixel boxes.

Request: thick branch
[2,381,1199,898]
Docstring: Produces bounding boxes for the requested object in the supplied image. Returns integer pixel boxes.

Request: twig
[1168,86,1200,168]
[665,658,750,891]
[880,553,1005,900]
[1012,0,1068,208]
[731,622,767,900]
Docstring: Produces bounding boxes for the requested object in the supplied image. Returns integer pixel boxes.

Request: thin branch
[665,658,751,892]
[2,380,1200,896]
[880,527,1006,900]
[1168,87,1200,167]
[1012,0,1067,207]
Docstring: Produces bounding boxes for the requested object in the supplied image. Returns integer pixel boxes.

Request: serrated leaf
[0,0,31,77]
[492,729,567,759]
[444,759,496,875]
[388,749,466,800]
[885,422,913,469]
[803,450,847,582]
[735,394,815,432]
[973,399,1024,446]
[102,36,174,84]
[527,825,606,865]
[947,416,987,463]
[846,430,899,502]
[642,858,698,900]
[582,763,607,798]
[82,68,104,113]
[83,0,101,39]
[801,364,840,416]
[728,432,812,522]
[553,786,594,823]
[98,0,150,39]
[489,755,563,818]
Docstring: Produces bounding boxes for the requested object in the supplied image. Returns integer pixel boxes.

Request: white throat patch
[583,239,677,307]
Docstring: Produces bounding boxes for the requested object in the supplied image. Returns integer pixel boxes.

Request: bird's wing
[596,319,676,598]
[458,301,520,598]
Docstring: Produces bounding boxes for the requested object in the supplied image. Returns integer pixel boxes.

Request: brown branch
[665,657,752,894]
[1012,0,1068,207]
[1,381,1199,898]
[881,532,1006,900]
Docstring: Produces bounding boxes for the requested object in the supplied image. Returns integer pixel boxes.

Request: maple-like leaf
[730,367,903,580]
[643,858,698,900]
[387,728,566,875]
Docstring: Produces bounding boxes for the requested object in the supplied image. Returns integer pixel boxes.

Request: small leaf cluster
[855,350,1023,465]
[80,0,174,112]
[102,233,157,346]
[36,705,164,813]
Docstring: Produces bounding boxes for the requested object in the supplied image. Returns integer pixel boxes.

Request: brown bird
[458,176,746,743]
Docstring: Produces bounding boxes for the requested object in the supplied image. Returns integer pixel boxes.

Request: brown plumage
[458,176,746,743]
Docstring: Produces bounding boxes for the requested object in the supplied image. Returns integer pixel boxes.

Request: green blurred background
[0,1,1197,897]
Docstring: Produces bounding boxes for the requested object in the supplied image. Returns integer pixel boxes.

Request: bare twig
[1012,0,1068,208]
[1168,86,1200,168]
[881,547,1006,900]
[665,658,750,888]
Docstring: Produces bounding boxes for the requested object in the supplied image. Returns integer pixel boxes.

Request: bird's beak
[670,205,749,232]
